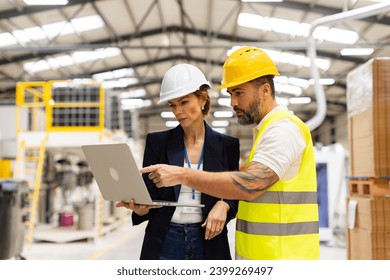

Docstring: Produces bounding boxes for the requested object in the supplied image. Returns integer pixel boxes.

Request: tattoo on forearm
[231,164,278,193]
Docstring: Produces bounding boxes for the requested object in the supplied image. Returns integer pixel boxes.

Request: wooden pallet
[348,178,390,197]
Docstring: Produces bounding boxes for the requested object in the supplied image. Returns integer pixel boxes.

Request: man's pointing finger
[139,165,157,174]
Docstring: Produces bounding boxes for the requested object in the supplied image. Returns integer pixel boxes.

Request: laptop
[81,143,204,207]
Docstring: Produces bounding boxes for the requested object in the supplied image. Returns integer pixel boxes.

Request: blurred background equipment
[0,179,29,260]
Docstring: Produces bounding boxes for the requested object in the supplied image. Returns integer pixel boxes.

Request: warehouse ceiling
[0,0,389,141]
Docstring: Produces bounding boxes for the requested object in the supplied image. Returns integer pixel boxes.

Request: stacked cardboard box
[346,58,390,259]
[346,196,390,259]
[347,58,390,177]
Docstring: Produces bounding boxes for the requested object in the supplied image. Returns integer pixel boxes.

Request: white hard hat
[159,63,211,104]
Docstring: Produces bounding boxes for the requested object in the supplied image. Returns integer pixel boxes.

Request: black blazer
[132,122,240,260]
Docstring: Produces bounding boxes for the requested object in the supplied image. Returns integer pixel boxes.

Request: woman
[117,64,239,260]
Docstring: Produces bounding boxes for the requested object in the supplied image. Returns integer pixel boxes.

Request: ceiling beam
[0,25,370,66]
[1,0,388,25]
[0,53,347,98]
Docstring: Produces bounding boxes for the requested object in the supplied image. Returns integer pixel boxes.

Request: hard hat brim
[158,83,211,104]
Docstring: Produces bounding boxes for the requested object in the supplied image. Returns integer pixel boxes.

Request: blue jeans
[159,222,205,260]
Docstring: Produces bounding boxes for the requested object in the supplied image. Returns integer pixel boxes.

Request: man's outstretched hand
[140,164,185,188]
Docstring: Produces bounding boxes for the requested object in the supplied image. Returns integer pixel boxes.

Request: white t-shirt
[251,105,306,180]
[170,163,203,224]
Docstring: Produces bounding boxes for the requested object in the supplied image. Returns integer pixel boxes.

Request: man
[141,46,320,260]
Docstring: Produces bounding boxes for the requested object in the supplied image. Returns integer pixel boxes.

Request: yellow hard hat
[218,46,280,89]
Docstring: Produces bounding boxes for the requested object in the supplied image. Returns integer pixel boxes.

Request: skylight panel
[0,33,17,47]
[93,68,135,81]
[238,13,359,44]
[0,15,104,47]
[237,13,269,31]
[71,15,104,33]
[23,48,121,73]
[24,60,51,73]
[42,21,74,39]
[47,55,73,68]
[12,27,46,44]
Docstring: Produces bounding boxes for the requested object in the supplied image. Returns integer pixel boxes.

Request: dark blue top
[132,121,240,260]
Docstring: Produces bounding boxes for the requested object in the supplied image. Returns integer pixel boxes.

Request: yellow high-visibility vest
[236,109,320,260]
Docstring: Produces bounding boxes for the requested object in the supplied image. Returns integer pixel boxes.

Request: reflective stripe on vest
[235,109,320,260]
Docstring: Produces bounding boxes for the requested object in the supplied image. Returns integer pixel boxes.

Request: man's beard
[234,98,262,125]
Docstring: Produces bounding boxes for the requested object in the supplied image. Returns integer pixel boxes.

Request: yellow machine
[13,80,113,248]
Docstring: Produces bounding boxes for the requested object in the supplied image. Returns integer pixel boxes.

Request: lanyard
[183,144,204,199]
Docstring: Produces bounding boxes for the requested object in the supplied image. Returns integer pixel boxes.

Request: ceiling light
[319,78,335,86]
[313,26,359,45]
[276,97,289,105]
[219,88,230,96]
[211,120,230,127]
[265,49,330,71]
[213,111,234,118]
[268,18,307,36]
[165,121,179,128]
[340,48,374,56]
[121,99,151,110]
[227,46,245,57]
[120,89,146,98]
[275,83,302,96]
[212,128,227,134]
[309,78,335,86]
[217,98,231,107]
[24,0,68,5]
[289,97,311,104]
[288,77,311,89]
[102,78,138,89]
[160,112,175,118]
[121,99,143,106]
[274,76,311,90]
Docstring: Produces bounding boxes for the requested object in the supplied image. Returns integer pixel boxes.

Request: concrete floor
[20,219,347,260]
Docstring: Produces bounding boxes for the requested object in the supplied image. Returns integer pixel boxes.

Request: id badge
[183,207,202,214]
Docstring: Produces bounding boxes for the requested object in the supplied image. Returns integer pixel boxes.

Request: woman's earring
[201,105,205,110]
